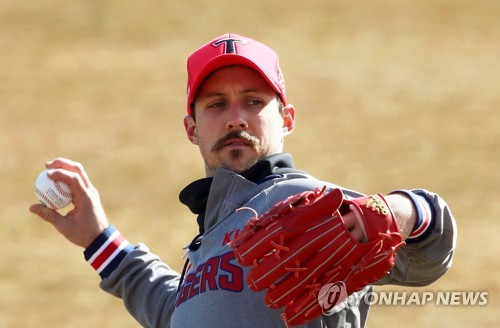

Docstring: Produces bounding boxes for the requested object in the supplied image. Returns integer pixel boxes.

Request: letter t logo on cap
[212,38,248,54]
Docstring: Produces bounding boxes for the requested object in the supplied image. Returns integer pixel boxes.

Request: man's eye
[248,99,263,106]
[208,101,225,109]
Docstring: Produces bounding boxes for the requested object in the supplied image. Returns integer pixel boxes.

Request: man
[30,33,456,327]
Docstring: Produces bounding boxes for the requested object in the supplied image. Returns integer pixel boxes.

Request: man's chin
[216,149,261,174]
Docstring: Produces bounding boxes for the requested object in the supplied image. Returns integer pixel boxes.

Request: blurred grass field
[0,0,498,327]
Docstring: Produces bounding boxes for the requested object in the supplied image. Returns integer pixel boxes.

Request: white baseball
[34,170,73,210]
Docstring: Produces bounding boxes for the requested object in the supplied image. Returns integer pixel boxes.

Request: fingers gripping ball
[230,187,405,327]
[34,170,73,210]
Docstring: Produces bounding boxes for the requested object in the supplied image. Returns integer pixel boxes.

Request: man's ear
[184,115,199,145]
[282,104,295,136]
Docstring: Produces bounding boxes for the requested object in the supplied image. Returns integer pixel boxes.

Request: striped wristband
[83,225,134,279]
[389,190,434,243]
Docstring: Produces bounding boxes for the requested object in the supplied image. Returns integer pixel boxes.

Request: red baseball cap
[186,33,287,115]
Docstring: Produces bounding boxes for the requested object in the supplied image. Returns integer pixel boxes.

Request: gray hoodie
[85,153,456,327]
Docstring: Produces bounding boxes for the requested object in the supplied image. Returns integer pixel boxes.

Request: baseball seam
[53,181,72,198]
[35,187,57,209]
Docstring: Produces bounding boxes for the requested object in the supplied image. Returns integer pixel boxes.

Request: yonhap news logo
[318,282,489,316]
[317,282,349,315]
[364,290,489,306]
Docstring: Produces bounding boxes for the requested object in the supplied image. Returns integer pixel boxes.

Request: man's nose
[226,105,249,130]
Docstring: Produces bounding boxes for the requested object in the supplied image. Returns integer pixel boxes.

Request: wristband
[389,190,434,243]
[83,225,134,279]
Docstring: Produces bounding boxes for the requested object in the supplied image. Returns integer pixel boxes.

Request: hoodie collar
[178,153,302,232]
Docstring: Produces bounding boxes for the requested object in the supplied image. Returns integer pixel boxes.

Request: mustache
[211,130,259,152]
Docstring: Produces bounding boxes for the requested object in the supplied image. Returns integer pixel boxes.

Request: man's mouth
[223,139,252,148]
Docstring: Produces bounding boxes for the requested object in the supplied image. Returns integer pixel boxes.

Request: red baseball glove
[230,187,404,327]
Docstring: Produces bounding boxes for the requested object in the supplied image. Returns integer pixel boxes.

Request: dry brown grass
[1,0,498,327]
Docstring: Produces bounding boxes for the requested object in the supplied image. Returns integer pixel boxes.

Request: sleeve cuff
[83,225,134,279]
[389,190,435,244]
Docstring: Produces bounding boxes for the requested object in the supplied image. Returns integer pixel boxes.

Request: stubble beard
[221,148,260,173]
[206,130,263,175]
